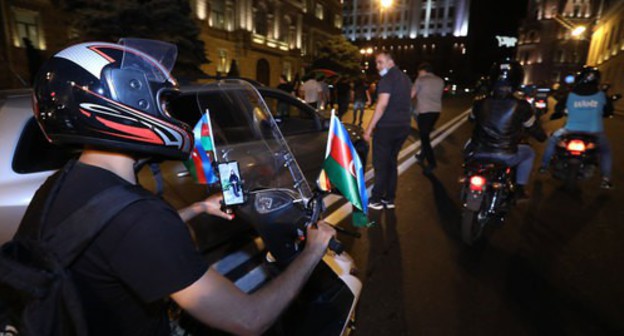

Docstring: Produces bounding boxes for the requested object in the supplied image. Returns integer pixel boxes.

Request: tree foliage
[63,0,209,81]
[312,35,361,77]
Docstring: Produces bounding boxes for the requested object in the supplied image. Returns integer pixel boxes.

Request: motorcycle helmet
[488,58,524,98]
[33,38,193,160]
[574,66,601,86]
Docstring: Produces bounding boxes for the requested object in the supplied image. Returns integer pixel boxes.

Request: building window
[528,30,539,43]
[12,7,44,49]
[555,49,564,63]
[283,61,292,80]
[315,3,324,20]
[255,5,268,35]
[334,14,342,28]
[195,0,207,20]
[217,49,228,73]
[210,0,226,29]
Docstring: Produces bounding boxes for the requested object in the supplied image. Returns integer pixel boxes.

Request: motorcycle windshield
[174,79,312,202]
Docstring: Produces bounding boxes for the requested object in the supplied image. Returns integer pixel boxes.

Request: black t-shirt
[18,162,208,336]
[376,66,412,128]
[354,82,369,102]
[277,82,294,94]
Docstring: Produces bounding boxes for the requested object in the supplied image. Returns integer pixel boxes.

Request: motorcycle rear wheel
[461,209,486,246]
[564,161,580,191]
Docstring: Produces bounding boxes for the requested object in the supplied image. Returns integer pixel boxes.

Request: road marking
[324,109,471,225]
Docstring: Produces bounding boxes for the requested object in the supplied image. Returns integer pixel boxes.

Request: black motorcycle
[459,158,516,245]
[547,92,621,189]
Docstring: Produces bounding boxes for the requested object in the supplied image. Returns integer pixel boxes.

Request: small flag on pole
[184,112,219,184]
[318,112,370,227]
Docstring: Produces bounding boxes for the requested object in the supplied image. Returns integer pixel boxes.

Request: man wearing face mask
[364,51,412,210]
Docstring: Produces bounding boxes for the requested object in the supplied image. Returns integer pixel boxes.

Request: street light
[571,25,586,38]
[380,0,393,10]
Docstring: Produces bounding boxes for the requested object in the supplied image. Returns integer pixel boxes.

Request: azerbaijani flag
[319,112,369,227]
[184,112,219,184]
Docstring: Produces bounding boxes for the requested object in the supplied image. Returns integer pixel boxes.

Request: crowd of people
[277,50,614,211]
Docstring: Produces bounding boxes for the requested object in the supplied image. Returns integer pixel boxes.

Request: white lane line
[323,109,471,211]
[324,110,471,225]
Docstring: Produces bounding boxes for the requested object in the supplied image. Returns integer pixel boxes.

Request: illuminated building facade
[586,0,624,111]
[0,0,343,89]
[343,0,470,81]
[516,0,613,85]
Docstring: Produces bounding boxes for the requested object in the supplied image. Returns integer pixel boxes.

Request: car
[0,85,368,244]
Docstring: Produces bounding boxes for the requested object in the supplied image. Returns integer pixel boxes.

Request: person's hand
[305,221,336,258]
[193,194,234,220]
[363,128,372,142]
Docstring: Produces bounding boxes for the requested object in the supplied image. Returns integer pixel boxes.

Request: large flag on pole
[184,112,219,184]
[318,112,369,227]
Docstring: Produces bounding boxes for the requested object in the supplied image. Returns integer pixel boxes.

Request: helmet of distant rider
[487,58,524,98]
[33,38,193,160]
[574,65,601,87]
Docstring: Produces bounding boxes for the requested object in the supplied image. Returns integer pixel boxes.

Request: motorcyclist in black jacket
[466,59,547,199]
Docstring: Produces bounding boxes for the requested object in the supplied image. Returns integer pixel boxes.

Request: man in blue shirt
[539,66,614,189]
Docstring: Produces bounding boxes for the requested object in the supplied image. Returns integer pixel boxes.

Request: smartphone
[217,161,245,206]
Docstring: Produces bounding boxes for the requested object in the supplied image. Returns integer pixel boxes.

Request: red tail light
[469,175,486,191]
[535,100,546,108]
[567,140,586,154]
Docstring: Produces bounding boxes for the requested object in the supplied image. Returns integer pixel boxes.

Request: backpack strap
[44,184,151,268]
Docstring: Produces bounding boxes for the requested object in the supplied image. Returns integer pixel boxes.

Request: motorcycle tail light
[586,142,596,150]
[536,100,546,108]
[567,140,586,154]
[469,175,486,191]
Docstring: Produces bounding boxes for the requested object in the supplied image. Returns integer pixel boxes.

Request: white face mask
[379,67,389,77]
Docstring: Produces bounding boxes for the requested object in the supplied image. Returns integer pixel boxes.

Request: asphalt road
[333,95,624,335]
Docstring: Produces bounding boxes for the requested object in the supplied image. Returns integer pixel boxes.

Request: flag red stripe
[329,131,354,176]
[191,151,207,184]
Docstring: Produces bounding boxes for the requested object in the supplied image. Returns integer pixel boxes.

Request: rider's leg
[540,128,565,168]
[596,132,613,179]
[514,144,536,186]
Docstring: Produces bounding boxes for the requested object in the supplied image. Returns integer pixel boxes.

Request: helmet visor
[118,38,177,83]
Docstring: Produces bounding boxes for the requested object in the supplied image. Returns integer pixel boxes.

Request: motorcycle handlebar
[307,192,346,255]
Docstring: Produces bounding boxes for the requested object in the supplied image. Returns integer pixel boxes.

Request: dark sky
[468,0,530,77]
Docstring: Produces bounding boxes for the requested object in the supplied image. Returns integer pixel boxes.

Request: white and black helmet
[33,38,193,160]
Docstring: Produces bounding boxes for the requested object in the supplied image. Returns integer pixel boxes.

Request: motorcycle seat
[464,158,509,170]
[560,133,597,143]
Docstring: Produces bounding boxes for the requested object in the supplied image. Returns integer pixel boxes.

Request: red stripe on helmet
[95,116,163,144]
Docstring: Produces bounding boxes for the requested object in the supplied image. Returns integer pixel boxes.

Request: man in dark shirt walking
[364,52,412,210]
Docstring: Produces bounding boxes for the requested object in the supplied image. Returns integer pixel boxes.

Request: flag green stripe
[323,156,363,210]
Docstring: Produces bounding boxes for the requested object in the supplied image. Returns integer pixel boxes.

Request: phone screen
[218,161,245,206]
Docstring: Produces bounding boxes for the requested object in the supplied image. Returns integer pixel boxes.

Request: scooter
[170,80,361,335]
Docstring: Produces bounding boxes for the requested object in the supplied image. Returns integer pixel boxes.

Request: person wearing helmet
[17,39,335,335]
[539,66,614,189]
[466,58,546,199]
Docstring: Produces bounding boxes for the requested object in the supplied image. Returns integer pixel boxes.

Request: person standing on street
[336,77,352,120]
[299,75,323,109]
[352,76,372,126]
[411,63,445,173]
[364,52,412,210]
